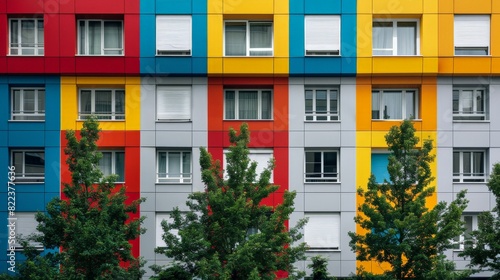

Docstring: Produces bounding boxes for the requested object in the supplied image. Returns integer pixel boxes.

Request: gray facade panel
[289,148,305,192]
[304,130,341,147]
[155,130,193,146]
[453,131,490,147]
[305,193,341,211]
[140,83,156,131]
[140,148,157,192]
[155,193,191,212]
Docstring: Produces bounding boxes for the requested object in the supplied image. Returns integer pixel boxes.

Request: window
[305,15,340,56]
[373,19,418,56]
[223,149,273,182]
[372,89,418,120]
[156,213,179,248]
[225,89,272,120]
[453,87,487,121]
[157,150,192,183]
[11,150,45,183]
[11,88,45,121]
[305,88,339,121]
[224,21,273,56]
[454,15,490,55]
[454,214,478,250]
[79,89,125,120]
[371,153,390,184]
[304,213,340,250]
[9,18,44,55]
[78,19,123,55]
[156,15,192,56]
[99,151,125,182]
[13,212,43,250]
[453,150,486,183]
[305,150,339,182]
[156,86,191,121]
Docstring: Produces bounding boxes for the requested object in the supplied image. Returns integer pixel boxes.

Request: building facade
[0,0,499,278]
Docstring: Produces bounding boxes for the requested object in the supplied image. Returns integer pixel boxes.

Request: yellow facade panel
[423,0,438,14]
[357,0,373,14]
[356,82,373,131]
[421,14,438,57]
[437,14,454,57]
[438,57,454,74]
[491,15,500,57]
[453,57,492,74]
[421,84,437,131]
[492,58,500,74]
[371,76,422,85]
[61,83,78,130]
[357,58,372,74]
[494,1,500,12]
[274,0,288,14]
[222,57,274,74]
[273,57,289,75]
[208,0,223,14]
[223,0,274,14]
[208,58,223,74]
[453,0,491,13]
[371,130,389,147]
[124,83,141,130]
[75,76,126,85]
[423,57,438,74]
[207,15,223,57]
[356,131,372,148]
[357,14,373,58]
[274,14,289,57]
[438,1,453,13]
[372,57,423,74]
[373,0,422,14]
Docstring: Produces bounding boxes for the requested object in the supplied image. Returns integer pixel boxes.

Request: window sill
[453,55,491,57]
[155,55,192,57]
[304,181,341,184]
[304,120,341,123]
[453,119,489,123]
[8,120,45,123]
[372,119,422,122]
[75,54,124,57]
[453,181,487,184]
[7,54,44,57]
[223,55,273,58]
[306,249,341,252]
[156,120,192,123]
[223,119,273,121]
[156,182,192,185]
[12,181,45,185]
[372,55,422,57]
[305,55,341,57]
[77,119,125,122]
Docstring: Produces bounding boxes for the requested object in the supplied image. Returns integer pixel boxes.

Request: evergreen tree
[152,123,307,280]
[461,163,500,279]
[349,120,469,280]
[307,255,335,280]
[14,117,145,279]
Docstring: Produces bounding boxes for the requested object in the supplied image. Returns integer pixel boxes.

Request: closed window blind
[157,86,191,120]
[156,15,192,55]
[454,15,489,50]
[305,16,340,55]
[305,213,340,249]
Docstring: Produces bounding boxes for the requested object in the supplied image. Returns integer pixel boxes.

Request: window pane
[24,89,35,112]
[168,152,181,177]
[239,91,258,119]
[13,152,24,174]
[104,21,122,54]
[475,90,484,113]
[79,21,86,54]
[250,22,272,48]
[397,22,416,55]
[323,152,337,177]
[24,152,44,176]
[182,152,191,176]
[21,20,35,45]
[115,152,125,181]
[305,152,322,178]
[115,90,125,119]
[405,90,416,119]
[38,90,45,113]
[463,152,471,175]
[100,152,112,176]
[95,90,112,118]
[372,91,380,119]
[316,90,327,120]
[80,90,92,116]
[88,21,102,55]
[473,152,484,175]
[13,90,21,113]
[373,22,393,55]
[305,90,313,120]
[453,90,459,113]
[453,152,460,175]
[11,20,19,45]
[464,216,473,238]
[37,20,44,47]
[261,90,272,119]
[225,22,246,56]
[330,90,338,114]
[225,91,236,119]
[383,91,402,119]
[460,90,473,113]
[158,152,167,176]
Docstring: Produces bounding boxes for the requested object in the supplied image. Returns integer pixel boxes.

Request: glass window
[454,15,490,55]
[372,89,418,120]
[14,212,43,249]
[156,86,191,121]
[453,150,486,183]
[11,88,45,121]
[156,15,192,56]
[305,88,339,121]
[305,150,339,182]
[224,89,273,120]
[223,149,274,182]
[9,18,44,55]
[99,151,125,182]
[225,21,273,56]
[78,20,123,55]
[11,150,45,183]
[453,87,487,121]
[373,20,418,56]
[79,89,125,120]
[453,214,478,250]
[304,213,340,250]
[305,15,340,56]
[157,150,192,183]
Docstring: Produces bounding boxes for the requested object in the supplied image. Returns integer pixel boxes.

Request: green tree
[348,119,469,280]
[461,163,500,279]
[151,123,308,280]
[307,256,335,280]
[13,118,146,279]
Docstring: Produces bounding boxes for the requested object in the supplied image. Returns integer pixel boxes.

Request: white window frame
[11,88,45,121]
[372,89,419,120]
[9,18,44,56]
[372,19,420,56]
[454,214,478,251]
[223,149,274,182]
[157,150,192,183]
[224,89,273,120]
[156,86,192,121]
[304,150,339,183]
[453,87,487,121]
[305,15,340,56]
[305,87,340,121]
[156,15,192,56]
[304,212,340,250]
[454,15,490,56]
[453,150,486,183]
[156,213,180,248]
[13,212,43,250]
[78,88,125,120]
[77,19,124,55]
[99,150,125,183]
[224,20,274,56]
[10,150,45,183]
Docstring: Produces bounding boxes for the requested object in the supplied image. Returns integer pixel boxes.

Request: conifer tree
[349,120,469,280]
[152,123,307,280]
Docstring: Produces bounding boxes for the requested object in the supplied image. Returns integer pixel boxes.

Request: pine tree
[349,120,469,280]
[16,117,146,279]
[461,163,500,279]
[152,123,307,280]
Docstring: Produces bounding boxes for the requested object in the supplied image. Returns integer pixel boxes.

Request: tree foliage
[461,163,500,279]
[349,120,469,280]
[307,255,335,280]
[152,123,307,280]
[13,117,146,279]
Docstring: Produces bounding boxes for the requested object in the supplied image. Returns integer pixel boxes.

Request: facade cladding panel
[0,0,499,278]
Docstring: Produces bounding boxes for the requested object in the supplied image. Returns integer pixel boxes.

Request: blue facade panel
[304,0,341,14]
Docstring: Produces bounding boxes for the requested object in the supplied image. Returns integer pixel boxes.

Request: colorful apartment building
[0,0,499,278]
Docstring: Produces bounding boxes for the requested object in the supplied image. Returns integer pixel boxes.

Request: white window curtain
[225,22,246,56]
[156,86,191,120]
[79,20,122,55]
[156,15,192,55]
[249,22,272,55]
[103,21,123,54]
[383,91,402,119]
[305,15,340,54]
[15,212,42,248]
[397,22,416,55]
[305,213,340,249]
[239,91,258,119]
[373,22,392,55]
[99,152,113,176]
[87,21,102,55]
[454,15,490,49]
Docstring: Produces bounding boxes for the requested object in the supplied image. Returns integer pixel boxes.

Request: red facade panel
[124,14,140,57]
[0,14,6,56]
[44,57,60,73]
[7,57,45,73]
[44,13,60,57]
[74,0,125,14]
[75,57,126,74]
[5,0,44,14]
[58,14,76,57]
[59,57,76,74]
